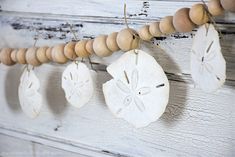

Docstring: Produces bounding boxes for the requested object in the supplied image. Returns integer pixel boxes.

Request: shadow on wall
[44,66,68,117]
[4,65,22,112]
[143,41,188,127]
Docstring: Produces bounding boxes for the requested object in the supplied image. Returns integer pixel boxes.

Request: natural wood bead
[75,40,90,58]
[138,25,153,41]
[116,28,140,51]
[159,16,176,35]
[220,0,235,12]
[16,48,27,64]
[10,49,17,62]
[0,48,15,65]
[64,42,77,60]
[106,32,120,52]
[26,47,41,66]
[36,46,49,63]
[93,35,112,57]
[173,8,196,33]
[46,47,53,61]
[189,4,209,25]
[149,22,162,37]
[51,44,68,64]
[85,39,94,55]
[208,0,224,16]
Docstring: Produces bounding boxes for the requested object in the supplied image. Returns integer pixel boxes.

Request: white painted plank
[0,64,234,157]
[1,0,235,23]
[0,134,87,157]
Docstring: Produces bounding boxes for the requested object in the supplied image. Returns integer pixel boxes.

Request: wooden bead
[220,0,235,12]
[0,48,15,65]
[46,47,53,61]
[51,44,68,64]
[208,0,224,16]
[149,22,162,37]
[189,4,209,25]
[173,8,196,33]
[138,25,153,41]
[93,35,112,57]
[10,49,17,62]
[75,40,90,58]
[36,46,49,63]
[26,47,41,66]
[16,48,27,64]
[85,39,94,55]
[159,16,175,35]
[116,28,140,51]
[106,32,120,52]
[64,42,77,60]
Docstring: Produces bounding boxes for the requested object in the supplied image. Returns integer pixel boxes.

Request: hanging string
[201,0,223,38]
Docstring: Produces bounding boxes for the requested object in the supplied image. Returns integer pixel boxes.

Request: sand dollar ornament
[191,24,226,92]
[103,50,169,128]
[62,62,94,108]
[18,66,43,118]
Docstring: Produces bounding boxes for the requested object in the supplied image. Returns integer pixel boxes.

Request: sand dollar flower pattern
[103,49,169,128]
[62,62,94,108]
[18,66,43,118]
[191,24,226,92]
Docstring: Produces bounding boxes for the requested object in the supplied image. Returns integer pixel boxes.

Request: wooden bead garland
[36,46,49,63]
[138,25,154,41]
[173,8,196,33]
[17,48,27,64]
[64,42,77,60]
[10,49,17,63]
[75,40,90,58]
[46,47,53,61]
[189,4,209,25]
[208,0,224,16]
[0,0,234,67]
[117,28,140,51]
[106,32,120,52]
[51,44,68,64]
[85,39,94,55]
[26,47,41,66]
[93,35,112,57]
[159,16,175,35]
[220,0,235,12]
[0,48,16,65]
[149,22,162,37]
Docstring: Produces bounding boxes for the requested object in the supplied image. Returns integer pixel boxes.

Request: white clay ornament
[62,62,94,108]
[103,49,169,128]
[18,66,43,118]
[191,24,226,92]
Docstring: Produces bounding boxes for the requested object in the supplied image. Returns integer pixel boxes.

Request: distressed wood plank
[0,0,235,23]
[0,15,234,82]
[0,64,234,157]
[0,134,87,157]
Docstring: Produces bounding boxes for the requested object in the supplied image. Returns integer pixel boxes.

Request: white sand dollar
[62,62,94,108]
[191,24,226,92]
[103,49,169,128]
[18,66,43,118]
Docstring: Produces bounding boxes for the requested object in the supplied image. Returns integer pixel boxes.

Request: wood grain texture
[0,0,234,157]
[0,134,83,157]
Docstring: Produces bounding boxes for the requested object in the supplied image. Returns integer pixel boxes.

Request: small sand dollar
[191,24,226,92]
[103,49,169,128]
[18,66,43,118]
[62,62,94,108]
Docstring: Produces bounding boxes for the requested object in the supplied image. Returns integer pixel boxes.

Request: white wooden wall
[0,0,234,157]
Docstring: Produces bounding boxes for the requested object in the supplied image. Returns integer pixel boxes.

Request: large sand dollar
[103,49,169,128]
